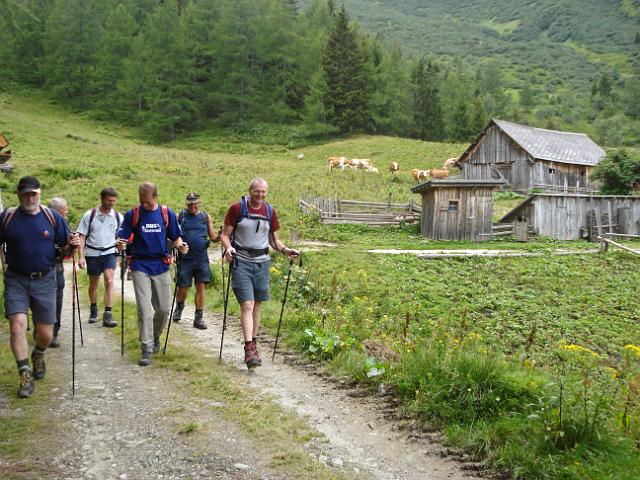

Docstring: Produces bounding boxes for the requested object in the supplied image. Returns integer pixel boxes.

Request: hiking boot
[244,341,260,369]
[31,350,46,380]
[193,312,207,330]
[172,303,184,323]
[253,341,262,366]
[138,351,152,366]
[17,369,34,398]
[88,305,99,324]
[153,337,161,354]
[102,311,117,328]
[49,336,60,348]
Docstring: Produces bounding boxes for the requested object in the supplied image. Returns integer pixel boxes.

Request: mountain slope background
[314,0,640,142]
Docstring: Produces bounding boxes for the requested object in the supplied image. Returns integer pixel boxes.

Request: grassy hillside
[335,0,639,81]
[319,0,640,143]
[2,89,640,478]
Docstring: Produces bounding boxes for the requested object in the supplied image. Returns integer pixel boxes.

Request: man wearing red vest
[220,178,299,369]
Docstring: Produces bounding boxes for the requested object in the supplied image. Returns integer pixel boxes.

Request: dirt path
[41,269,266,480]
[117,251,481,480]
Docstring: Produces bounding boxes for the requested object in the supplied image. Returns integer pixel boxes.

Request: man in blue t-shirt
[172,192,220,330]
[0,176,79,398]
[116,182,188,366]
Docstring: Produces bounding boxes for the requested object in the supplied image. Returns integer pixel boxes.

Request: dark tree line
[0,0,521,142]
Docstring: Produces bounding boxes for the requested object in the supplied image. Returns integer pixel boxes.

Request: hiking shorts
[86,253,117,276]
[3,269,57,324]
[231,258,270,303]
[177,253,211,288]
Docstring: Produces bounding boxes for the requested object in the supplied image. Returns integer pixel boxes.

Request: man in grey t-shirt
[220,178,299,369]
[77,187,123,327]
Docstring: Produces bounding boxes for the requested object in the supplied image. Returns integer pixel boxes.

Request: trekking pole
[218,252,233,363]
[120,251,126,356]
[272,255,302,361]
[163,249,180,355]
[72,251,84,346]
[71,251,77,396]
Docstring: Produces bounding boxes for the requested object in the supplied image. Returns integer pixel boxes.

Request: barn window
[448,200,459,212]
[580,171,586,177]
[548,167,557,174]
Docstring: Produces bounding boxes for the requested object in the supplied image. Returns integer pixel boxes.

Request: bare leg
[240,301,255,342]
[176,287,189,303]
[34,323,53,349]
[252,301,261,338]
[103,268,115,308]
[194,283,206,309]
[8,313,29,361]
[88,275,100,304]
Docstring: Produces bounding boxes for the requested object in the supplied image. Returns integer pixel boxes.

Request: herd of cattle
[326,156,459,181]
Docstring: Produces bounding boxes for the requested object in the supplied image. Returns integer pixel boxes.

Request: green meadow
[1,89,640,479]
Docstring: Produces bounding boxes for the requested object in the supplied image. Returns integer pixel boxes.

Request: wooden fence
[299,194,421,226]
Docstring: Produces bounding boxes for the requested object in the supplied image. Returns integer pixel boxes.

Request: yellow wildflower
[559,343,600,358]
[624,344,640,358]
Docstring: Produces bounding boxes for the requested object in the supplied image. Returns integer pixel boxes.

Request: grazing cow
[411,168,430,181]
[348,158,363,169]
[389,162,400,175]
[296,153,305,160]
[327,156,347,170]
[443,157,458,169]
[430,168,450,179]
[366,166,379,173]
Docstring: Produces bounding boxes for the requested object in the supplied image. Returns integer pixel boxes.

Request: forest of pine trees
[0,0,638,145]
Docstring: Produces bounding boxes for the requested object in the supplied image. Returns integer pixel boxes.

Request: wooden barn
[500,193,640,240]
[456,119,605,194]
[411,179,504,241]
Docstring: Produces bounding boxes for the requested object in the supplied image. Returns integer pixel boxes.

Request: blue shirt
[118,205,182,275]
[179,210,209,258]
[0,207,71,274]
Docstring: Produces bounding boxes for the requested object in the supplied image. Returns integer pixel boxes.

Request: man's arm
[269,231,299,259]
[207,214,220,243]
[220,224,235,261]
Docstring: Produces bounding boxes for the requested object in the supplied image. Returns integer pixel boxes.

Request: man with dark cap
[0,176,79,398]
[172,192,220,329]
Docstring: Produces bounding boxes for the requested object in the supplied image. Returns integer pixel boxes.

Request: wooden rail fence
[299,194,421,226]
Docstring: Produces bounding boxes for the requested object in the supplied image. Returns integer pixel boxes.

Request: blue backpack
[237,196,272,233]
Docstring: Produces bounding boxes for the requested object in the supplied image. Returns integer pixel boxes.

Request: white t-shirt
[77,207,124,256]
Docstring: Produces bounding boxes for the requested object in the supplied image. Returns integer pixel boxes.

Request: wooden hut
[456,119,605,194]
[500,193,640,240]
[411,179,504,241]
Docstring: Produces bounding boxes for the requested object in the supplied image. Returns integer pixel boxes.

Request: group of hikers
[0,175,299,398]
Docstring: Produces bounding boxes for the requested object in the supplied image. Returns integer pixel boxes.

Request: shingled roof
[459,119,606,166]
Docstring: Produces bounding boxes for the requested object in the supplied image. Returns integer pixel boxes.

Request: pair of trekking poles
[218,247,301,363]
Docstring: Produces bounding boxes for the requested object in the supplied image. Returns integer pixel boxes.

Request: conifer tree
[371,43,411,135]
[124,0,195,139]
[451,98,473,141]
[321,4,371,132]
[94,3,138,117]
[411,58,443,140]
[43,0,104,109]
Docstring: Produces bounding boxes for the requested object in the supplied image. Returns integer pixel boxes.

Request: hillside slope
[332,0,640,99]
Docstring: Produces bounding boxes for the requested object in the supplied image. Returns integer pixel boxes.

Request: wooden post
[387,192,392,212]
[403,312,411,341]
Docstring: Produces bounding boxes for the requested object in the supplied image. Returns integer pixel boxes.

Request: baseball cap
[17,176,41,194]
[186,192,200,204]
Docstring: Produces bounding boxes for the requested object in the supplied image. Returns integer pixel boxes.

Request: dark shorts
[86,253,117,276]
[4,269,57,324]
[231,258,270,303]
[177,253,211,288]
